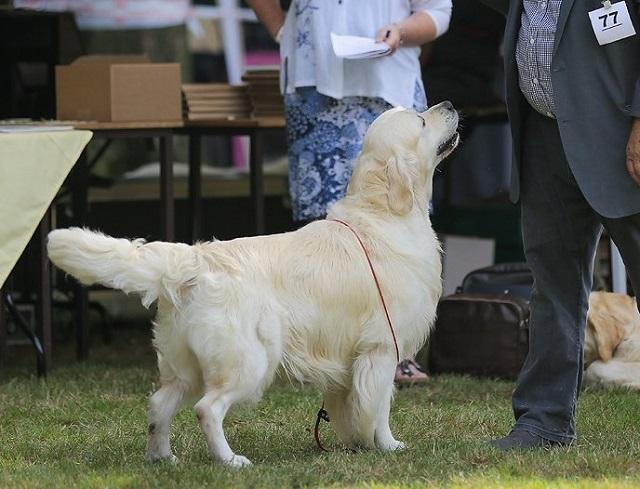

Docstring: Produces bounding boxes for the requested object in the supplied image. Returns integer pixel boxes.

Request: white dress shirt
[279,0,452,108]
[516,0,561,118]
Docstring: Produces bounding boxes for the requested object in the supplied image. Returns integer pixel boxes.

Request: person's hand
[626,118,640,186]
[375,23,403,53]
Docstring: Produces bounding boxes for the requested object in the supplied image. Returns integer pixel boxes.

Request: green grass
[1,329,639,489]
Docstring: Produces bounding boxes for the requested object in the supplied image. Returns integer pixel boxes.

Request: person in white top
[250,0,452,386]
[249,0,451,219]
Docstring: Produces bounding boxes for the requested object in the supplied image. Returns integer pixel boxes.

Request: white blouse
[279,0,452,108]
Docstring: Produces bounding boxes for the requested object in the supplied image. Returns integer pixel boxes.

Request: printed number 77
[599,11,619,28]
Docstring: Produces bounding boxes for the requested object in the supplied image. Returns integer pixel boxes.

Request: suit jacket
[484,0,640,218]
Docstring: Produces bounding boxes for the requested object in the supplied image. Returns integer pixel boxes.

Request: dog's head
[347,101,459,215]
[584,291,637,364]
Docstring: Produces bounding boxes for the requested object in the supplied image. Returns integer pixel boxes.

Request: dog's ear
[587,312,625,362]
[385,152,415,215]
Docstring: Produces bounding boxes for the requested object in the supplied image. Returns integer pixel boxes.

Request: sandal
[394,359,429,387]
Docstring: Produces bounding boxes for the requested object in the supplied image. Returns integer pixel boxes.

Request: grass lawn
[1,327,639,489]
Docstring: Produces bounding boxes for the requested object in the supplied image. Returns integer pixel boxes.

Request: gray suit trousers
[513,108,640,442]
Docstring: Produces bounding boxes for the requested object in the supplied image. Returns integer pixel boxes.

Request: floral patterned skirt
[284,85,426,222]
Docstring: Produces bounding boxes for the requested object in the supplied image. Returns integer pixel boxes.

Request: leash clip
[317,407,330,422]
[314,406,331,452]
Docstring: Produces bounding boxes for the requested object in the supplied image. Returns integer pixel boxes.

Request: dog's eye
[417,115,425,128]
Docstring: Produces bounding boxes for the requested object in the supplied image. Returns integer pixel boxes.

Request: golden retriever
[47,102,459,467]
[584,291,640,389]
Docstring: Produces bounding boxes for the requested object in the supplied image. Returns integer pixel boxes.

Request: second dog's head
[347,101,459,215]
[585,291,638,364]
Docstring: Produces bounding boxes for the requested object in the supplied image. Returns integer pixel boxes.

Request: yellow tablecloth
[0,130,92,288]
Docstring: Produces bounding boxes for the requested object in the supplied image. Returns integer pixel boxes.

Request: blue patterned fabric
[285,84,427,222]
[293,0,316,58]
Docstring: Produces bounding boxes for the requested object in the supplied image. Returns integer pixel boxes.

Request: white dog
[47,102,459,467]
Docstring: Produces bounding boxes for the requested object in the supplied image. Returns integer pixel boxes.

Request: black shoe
[490,430,571,451]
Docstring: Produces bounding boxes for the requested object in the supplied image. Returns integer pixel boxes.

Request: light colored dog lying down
[47,102,459,467]
[584,291,640,390]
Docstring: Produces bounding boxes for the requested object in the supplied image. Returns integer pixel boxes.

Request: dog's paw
[392,440,407,451]
[378,439,406,451]
[223,454,253,468]
[145,452,178,464]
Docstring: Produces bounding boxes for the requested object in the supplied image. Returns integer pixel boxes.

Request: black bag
[428,263,533,379]
[459,262,533,301]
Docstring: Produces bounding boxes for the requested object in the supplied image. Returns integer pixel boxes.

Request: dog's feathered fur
[584,291,640,389]
[47,103,459,466]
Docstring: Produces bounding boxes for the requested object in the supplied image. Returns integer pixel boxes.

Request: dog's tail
[47,227,200,308]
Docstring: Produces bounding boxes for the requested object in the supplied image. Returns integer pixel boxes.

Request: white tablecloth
[0,130,92,288]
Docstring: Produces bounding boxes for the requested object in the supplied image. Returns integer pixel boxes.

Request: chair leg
[89,301,112,344]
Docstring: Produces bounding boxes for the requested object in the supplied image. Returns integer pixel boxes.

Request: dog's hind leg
[350,348,404,450]
[194,348,269,467]
[145,380,187,463]
[194,391,244,466]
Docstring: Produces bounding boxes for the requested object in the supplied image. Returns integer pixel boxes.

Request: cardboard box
[56,55,182,122]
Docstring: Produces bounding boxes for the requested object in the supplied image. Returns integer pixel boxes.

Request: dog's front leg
[373,383,406,451]
[350,348,406,451]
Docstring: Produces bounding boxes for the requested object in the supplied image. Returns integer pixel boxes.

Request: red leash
[330,219,400,362]
[314,218,401,452]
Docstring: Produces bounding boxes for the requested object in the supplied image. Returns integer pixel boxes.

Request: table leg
[188,134,202,243]
[71,151,90,360]
[159,133,175,242]
[249,131,265,235]
[36,207,52,375]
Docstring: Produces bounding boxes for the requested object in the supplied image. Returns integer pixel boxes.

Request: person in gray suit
[481,0,640,450]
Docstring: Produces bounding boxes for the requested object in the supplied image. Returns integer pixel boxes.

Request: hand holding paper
[330,32,392,59]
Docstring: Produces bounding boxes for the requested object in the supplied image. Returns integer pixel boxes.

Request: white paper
[330,32,391,60]
[588,1,636,46]
[0,125,74,133]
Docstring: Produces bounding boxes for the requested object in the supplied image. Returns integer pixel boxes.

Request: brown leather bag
[428,293,530,379]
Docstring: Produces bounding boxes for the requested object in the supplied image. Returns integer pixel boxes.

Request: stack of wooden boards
[182,84,251,121]
[182,68,284,121]
[242,67,284,118]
